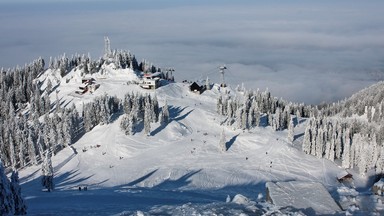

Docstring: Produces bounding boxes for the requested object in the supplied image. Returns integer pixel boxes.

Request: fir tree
[287,116,294,144]
[152,93,159,122]
[375,144,384,174]
[255,111,260,127]
[0,160,14,215]
[206,77,211,90]
[302,119,313,155]
[274,107,282,131]
[161,100,170,124]
[27,130,38,166]
[41,151,54,192]
[10,171,27,215]
[144,105,151,136]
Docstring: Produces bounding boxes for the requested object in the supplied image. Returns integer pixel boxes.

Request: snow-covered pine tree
[334,122,343,159]
[160,100,170,125]
[227,99,233,119]
[36,131,45,162]
[219,129,226,152]
[342,129,351,169]
[315,128,324,158]
[287,116,294,144]
[352,133,363,170]
[0,160,14,215]
[267,111,272,127]
[357,134,369,174]
[328,134,335,162]
[49,125,59,154]
[41,151,54,192]
[236,108,243,129]
[100,102,108,125]
[241,107,248,130]
[296,109,301,119]
[206,77,211,90]
[120,114,135,135]
[10,171,27,215]
[273,107,282,131]
[144,104,151,136]
[281,105,290,130]
[371,134,379,170]
[255,111,260,127]
[8,135,17,170]
[145,95,154,123]
[27,129,38,166]
[55,90,60,113]
[123,94,132,114]
[128,113,136,135]
[18,138,26,168]
[43,93,50,114]
[61,113,72,148]
[221,96,228,116]
[152,93,159,122]
[217,96,223,115]
[375,144,384,174]
[83,105,93,132]
[309,122,317,156]
[120,114,129,135]
[46,79,52,95]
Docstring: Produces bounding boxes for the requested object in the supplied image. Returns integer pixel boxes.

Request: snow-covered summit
[2,49,383,215]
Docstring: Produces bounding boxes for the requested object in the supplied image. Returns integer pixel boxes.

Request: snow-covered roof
[337,170,352,180]
[374,178,384,189]
[79,83,89,89]
[144,72,162,78]
[266,181,341,215]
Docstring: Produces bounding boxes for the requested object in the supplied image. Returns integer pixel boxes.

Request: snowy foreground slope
[18,67,379,215]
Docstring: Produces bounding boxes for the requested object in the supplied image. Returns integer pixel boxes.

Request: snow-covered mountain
[1,51,383,215]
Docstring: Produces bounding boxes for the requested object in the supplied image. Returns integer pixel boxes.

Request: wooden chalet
[337,171,353,183]
[189,82,205,94]
[372,178,384,196]
[76,77,99,94]
[82,77,96,84]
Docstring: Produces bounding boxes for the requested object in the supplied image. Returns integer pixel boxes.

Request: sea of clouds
[1,0,383,104]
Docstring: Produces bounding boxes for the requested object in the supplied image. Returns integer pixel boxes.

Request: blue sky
[1,0,383,104]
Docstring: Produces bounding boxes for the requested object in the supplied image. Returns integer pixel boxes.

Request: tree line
[216,88,312,130]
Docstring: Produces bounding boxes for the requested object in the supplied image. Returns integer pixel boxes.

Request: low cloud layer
[1,1,383,104]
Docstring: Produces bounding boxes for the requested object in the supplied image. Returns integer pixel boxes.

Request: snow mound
[160,121,192,141]
[232,194,250,205]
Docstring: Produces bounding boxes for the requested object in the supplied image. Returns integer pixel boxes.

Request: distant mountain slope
[343,81,384,117]
[320,81,384,118]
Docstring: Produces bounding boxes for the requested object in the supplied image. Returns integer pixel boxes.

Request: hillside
[9,61,380,215]
[0,50,382,214]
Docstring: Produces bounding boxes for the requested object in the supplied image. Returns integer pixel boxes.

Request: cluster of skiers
[78,186,88,191]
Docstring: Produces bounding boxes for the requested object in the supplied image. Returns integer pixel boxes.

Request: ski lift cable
[184,66,221,81]
[225,67,236,78]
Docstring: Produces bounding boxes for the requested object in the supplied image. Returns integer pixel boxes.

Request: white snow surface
[18,67,376,215]
[266,181,341,215]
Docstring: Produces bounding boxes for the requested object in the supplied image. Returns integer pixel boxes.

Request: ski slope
[18,67,378,215]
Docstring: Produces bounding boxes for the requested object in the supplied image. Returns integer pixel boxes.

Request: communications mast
[219,65,227,87]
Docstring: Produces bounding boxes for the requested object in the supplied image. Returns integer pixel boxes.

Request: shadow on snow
[21,167,272,215]
[150,105,194,136]
[226,134,239,151]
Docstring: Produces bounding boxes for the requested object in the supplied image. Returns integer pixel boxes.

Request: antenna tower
[219,65,227,87]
